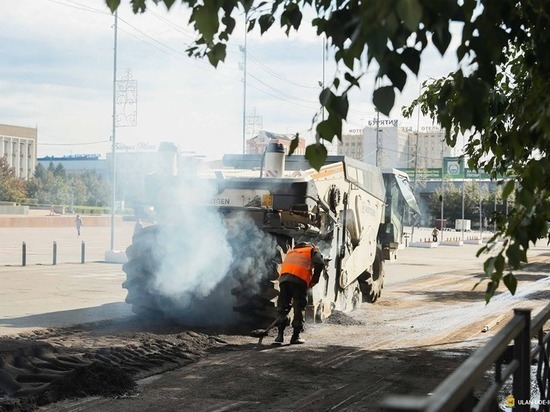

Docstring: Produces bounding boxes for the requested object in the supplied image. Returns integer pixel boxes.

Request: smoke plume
[137,177,278,326]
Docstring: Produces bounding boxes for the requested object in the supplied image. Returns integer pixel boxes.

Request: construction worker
[274,242,325,345]
[133,219,144,237]
[432,226,440,242]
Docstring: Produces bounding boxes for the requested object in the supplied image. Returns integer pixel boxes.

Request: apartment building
[338,125,455,169]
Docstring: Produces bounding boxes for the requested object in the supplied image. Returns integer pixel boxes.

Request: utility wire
[246,82,320,111]
[46,0,109,15]
[248,73,317,104]
[148,8,197,41]
[247,54,319,89]
[40,140,110,146]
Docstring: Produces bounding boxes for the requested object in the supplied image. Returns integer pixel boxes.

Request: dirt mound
[325,310,363,326]
[0,321,227,411]
[35,363,136,406]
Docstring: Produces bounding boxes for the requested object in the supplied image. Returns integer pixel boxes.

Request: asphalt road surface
[0,226,548,411]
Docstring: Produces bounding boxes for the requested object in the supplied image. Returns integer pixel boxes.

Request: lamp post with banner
[108,9,137,258]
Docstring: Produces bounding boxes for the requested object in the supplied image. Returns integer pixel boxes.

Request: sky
[0,1,462,160]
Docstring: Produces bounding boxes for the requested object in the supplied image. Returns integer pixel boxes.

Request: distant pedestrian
[75,215,83,237]
[49,204,55,216]
[133,219,144,237]
[432,227,439,242]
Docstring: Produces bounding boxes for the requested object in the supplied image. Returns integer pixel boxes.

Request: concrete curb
[440,241,464,246]
[104,250,128,264]
[464,239,483,245]
[409,241,438,248]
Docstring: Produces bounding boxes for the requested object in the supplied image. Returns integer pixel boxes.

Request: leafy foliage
[105,0,550,301]
[27,162,109,207]
[404,2,550,300]
[426,180,507,226]
[0,157,26,202]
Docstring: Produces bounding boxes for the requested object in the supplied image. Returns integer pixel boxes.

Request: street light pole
[440,139,444,241]
[375,109,380,166]
[479,179,483,241]
[241,13,248,155]
[411,83,421,242]
[461,159,465,242]
[110,10,118,251]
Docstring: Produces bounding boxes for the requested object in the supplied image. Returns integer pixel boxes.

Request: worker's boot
[290,328,305,345]
[274,325,285,345]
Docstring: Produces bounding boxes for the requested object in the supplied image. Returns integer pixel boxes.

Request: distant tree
[28,164,57,204]
[429,180,492,227]
[0,157,26,202]
[54,163,66,178]
[78,171,109,207]
[34,163,47,181]
[27,164,109,207]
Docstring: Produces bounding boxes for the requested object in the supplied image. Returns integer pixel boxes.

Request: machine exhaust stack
[263,142,285,177]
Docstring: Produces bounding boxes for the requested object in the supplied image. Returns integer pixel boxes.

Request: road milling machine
[122,142,419,324]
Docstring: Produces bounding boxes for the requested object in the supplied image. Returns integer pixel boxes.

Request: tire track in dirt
[0,323,227,411]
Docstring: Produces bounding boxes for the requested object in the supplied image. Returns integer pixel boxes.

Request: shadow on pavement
[0,302,133,331]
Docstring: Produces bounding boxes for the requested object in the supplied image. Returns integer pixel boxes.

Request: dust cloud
[140,177,278,325]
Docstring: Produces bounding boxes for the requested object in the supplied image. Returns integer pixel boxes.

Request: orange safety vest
[280,246,314,286]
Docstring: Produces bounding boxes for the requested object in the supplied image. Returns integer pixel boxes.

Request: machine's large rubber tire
[230,234,291,324]
[122,225,165,316]
[359,247,385,303]
[123,224,290,325]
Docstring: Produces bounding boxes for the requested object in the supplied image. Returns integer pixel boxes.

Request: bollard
[22,241,26,267]
[81,241,85,264]
[53,241,57,265]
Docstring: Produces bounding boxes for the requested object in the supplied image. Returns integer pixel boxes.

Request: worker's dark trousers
[276,280,307,332]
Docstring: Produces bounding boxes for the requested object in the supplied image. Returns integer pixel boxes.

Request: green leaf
[305,144,328,171]
[163,0,176,9]
[505,243,524,269]
[502,273,517,295]
[221,15,236,36]
[367,27,389,58]
[483,256,495,276]
[501,179,515,199]
[130,0,147,13]
[344,73,360,88]
[395,0,422,32]
[106,0,121,12]
[319,88,331,106]
[494,254,505,274]
[281,4,302,32]
[373,86,395,116]
[328,95,349,119]
[386,65,407,92]
[432,20,452,55]
[288,134,300,156]
[206,43,226,67]
[192,5,219,43]
[259,14,275,34]
[316,117,342,142]
[401,48,420,75]
[484,281,498,303]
